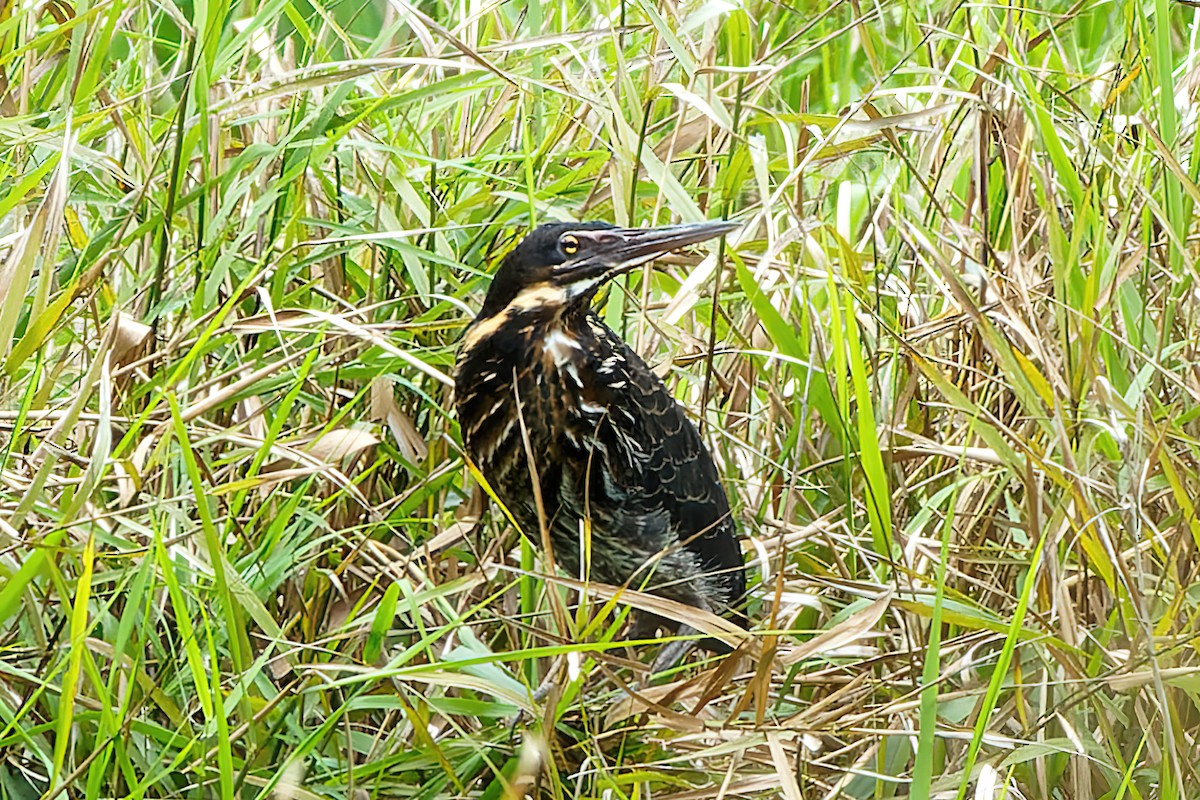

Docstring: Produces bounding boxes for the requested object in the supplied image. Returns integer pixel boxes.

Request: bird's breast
[454,316,612,501]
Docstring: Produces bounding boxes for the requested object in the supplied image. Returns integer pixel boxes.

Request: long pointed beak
[553,220,739,284]
[588,220,740,271]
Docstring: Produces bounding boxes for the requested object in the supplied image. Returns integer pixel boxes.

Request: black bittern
[454,220,746,669]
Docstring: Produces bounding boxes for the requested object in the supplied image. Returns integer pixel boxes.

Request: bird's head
[475,220,739,320]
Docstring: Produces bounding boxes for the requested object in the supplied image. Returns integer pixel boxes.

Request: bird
[453,219,746,669]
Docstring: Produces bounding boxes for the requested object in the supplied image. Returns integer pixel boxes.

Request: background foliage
[2,0,1198,797]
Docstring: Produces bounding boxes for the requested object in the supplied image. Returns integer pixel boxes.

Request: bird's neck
[461,299,594,354]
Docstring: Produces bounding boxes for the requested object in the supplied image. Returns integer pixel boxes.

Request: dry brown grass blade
[547,575,757,655]
[766,732,804,800]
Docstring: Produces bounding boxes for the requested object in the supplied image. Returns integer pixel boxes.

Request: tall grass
[2,0,1198,797]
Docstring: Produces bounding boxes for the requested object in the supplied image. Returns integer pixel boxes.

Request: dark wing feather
[580,314,747,622]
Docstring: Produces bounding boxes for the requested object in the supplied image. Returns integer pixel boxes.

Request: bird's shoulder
[572,315,693,440]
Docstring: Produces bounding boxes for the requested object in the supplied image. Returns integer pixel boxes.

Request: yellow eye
[560,234,579,256]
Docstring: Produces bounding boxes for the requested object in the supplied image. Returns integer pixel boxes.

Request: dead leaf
[228,309,321,334]
[416,519,474,557]
[370,377,428,462]
[777,590,892,666]
[604,676,709,729]
[304,428,380,465]
[112,311,152,368]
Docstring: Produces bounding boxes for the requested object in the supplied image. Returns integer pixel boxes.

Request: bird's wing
[574,320,746,611]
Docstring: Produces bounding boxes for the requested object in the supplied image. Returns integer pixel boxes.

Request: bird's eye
[560,234,579,256]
